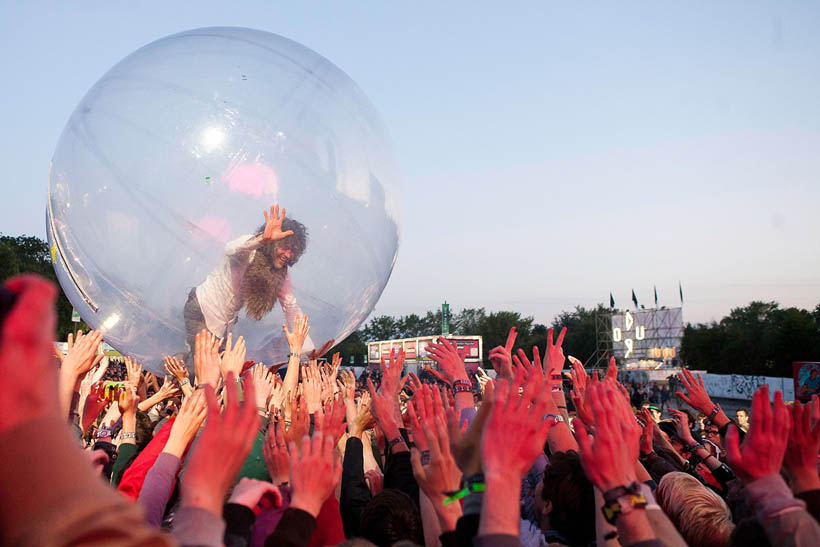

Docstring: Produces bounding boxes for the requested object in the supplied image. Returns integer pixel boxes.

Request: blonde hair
[656,472,734,547]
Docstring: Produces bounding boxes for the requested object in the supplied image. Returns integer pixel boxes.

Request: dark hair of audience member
[359,490,423,547]
[135,411,154,450]
[540,450,596,546]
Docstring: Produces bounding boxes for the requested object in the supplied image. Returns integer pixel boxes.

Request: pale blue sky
[2,1,819,326]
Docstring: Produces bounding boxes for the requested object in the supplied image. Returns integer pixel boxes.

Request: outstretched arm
[279,275,315,353]
[224,204,294,256]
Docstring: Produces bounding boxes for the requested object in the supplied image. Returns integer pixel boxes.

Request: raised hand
[164,355,192,396]
[367,376,404,445]
[180,373,259,515]
[81,381,109,434]
[262,204,294,242]
[283,315,310,355]
[155,376,179,401]
[478,371,555,538]
[301,365,322,414]
[251,363,275,414]
[676,369,728,428]
[512,347,543,379]
[229,477,282,512]
[124,356,143,386]
[315,395,346,445]
[481,371,554,481]
[379,348,407,398]
[164,356,189,383]
[426,337,469,384]
[283,393,309,444]
[543,326,567,377]
[784,400,820,494]
[194,329,221,389]
[62,329,104,378]
[163,389,208,457]
[289,432,343,517]
[474,367,490,393]
[726,385,791,484]
[268,375,285,416]
[117,382,139,416]
[410,392,463,530]
[320,366,337,403]
[488,327,516,380]
[574,380,642,492]
[263,422,291,485]
[221,333,246,379]
[668,408,697,446]
[348,391,374,438]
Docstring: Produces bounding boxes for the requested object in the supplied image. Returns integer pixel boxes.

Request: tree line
[3,234,818,377]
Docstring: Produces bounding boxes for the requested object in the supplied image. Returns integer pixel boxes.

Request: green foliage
[330,330,368,366]
[0,234,87,339]
[682,301,820,377]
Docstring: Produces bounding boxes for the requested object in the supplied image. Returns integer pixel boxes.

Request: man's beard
[241,250,288,320]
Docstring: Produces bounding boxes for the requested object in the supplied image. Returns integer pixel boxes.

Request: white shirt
[195,234,306,341]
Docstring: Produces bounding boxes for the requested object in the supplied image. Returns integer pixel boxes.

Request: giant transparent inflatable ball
[47,27,400,372]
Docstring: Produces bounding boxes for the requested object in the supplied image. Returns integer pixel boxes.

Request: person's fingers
[725,424,742,469]
[676,392,693,408]
[757,385,772,436]
[774,390,790,442]
[556,327,567,347]
[574,417,591,455]
[410,447,427,482]
[203,385,220,422]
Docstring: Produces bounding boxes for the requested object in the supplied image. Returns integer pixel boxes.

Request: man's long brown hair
[240,217,307,320]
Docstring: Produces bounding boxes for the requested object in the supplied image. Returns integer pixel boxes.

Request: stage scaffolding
[592,307,683,371]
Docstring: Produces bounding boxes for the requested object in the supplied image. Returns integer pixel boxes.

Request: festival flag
[679,282,684,304]
[654,286,658,308]
[631,289,638,308]
[610,293,615,308]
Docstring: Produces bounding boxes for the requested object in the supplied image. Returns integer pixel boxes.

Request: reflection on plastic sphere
[47,27,400,372]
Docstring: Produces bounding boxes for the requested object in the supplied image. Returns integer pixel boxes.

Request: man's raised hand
[262,204,294,242]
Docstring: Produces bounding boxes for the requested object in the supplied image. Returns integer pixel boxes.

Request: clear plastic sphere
[47,27,400,372]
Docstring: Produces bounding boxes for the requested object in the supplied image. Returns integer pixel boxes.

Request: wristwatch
[601,482,647,525]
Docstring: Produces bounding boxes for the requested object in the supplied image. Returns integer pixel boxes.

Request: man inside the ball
[183,204,313,355]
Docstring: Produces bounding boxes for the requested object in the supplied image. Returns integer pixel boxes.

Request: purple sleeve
[459,407,477,428]
[137,452,181,527]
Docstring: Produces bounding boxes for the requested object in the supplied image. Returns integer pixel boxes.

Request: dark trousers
[184,289,209,356]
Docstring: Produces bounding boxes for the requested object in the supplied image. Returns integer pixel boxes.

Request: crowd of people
[2,274,820,546]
